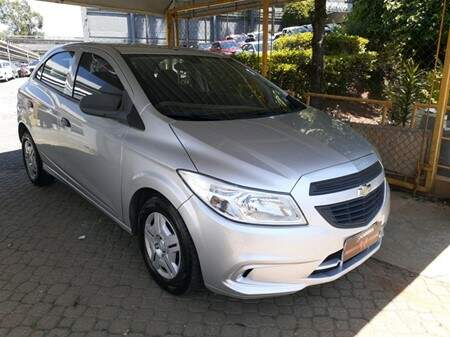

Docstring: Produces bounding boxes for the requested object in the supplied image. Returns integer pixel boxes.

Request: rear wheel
[21,132,53,186]
[138,196,202,295]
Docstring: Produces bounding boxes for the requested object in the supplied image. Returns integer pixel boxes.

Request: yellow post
[425,31,450,191]
[381,103,389,125]
[261,0,270,77]
[174,14,180,47]
[166,12,174,47]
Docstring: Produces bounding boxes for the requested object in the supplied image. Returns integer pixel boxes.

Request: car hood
[170,107,375,192]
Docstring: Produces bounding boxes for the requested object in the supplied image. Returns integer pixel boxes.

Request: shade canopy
[40,0,290,18]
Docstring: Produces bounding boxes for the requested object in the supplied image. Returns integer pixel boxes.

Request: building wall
[81,8,282,46]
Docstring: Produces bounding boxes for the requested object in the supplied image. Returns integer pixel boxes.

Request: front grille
[309,161,383,196]
[315,183,385,228]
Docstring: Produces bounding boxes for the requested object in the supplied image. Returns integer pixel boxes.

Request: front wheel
[138,196,203,295]
[21,132,54,186]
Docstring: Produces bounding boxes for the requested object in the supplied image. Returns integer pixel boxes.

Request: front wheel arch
[18,123,29,141]
[129,187,170,235]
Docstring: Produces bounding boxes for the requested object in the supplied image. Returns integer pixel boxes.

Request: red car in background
[210,40,240,55]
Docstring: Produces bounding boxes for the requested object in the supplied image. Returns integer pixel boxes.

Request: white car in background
[241,41,263,53]
[281,26,309,35]
[0,60,15,81]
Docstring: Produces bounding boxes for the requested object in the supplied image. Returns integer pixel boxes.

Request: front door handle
[60,117,71,128]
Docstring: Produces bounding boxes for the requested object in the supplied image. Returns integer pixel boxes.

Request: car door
[55,49,130,218]
[27,50,76,166]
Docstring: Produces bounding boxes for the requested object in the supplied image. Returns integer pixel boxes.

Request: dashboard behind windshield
[124,54,305,121]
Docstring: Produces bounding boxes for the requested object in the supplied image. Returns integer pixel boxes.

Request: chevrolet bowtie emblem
[357,183,372,197]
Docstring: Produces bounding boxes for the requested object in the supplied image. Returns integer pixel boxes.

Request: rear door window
[40,51,75,93]
[73,52,124,100]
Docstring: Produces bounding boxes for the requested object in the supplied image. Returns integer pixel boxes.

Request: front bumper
[178,154,390,298]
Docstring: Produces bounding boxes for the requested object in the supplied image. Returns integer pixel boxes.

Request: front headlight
[179,170,307,225]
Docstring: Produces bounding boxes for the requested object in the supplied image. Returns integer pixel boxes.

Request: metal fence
[0,40,40,63]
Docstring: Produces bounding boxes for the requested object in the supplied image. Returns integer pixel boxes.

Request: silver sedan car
[17,43,390,298]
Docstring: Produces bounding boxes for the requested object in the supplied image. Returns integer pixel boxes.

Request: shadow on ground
[0,149,449,337]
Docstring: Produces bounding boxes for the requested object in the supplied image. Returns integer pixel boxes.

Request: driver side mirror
[80,93,124,120]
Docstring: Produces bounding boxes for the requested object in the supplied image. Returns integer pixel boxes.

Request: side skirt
[43,163,132,235]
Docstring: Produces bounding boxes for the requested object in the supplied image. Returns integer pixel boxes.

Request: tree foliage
[281,0,314,28]
[346,0,448,65]
[0,0,43,36]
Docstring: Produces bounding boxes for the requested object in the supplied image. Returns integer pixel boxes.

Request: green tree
[346,0,448,65]
[0,0,43,36]
[281,0,314,27]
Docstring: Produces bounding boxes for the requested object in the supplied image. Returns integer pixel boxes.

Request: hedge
[273,32,369,55]
[233,39,379,97]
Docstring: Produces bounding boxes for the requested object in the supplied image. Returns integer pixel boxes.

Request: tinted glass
[124,54,305,121]
[221,41,237,48]
[41,52,74,92]
[73,53,124,100]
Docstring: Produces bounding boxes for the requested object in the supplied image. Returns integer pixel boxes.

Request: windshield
[220,41,237,49]
[124,54,305,121]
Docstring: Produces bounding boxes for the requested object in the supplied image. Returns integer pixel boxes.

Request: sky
[28,0,83,38]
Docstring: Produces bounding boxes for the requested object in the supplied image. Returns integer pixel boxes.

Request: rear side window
[40,52,74,93]
[73,53,124,100]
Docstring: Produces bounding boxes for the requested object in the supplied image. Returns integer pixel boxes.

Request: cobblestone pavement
[1,151,450,337]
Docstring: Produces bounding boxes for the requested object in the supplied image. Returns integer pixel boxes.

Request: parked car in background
[325,23,340,33]
[210,40,240,55]
[245,31,262,42]
[28,59,39,73]
[272,32,283,40]
[281,26,309,36]
[17,43,390,298]
[19,63,31,77]
[196,42,212,51]
[11,62,20,79]
[226,33,248,47]
[0,60,15,81]
[241,41,263,54]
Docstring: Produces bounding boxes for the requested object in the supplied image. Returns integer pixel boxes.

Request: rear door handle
[60,117,71,128]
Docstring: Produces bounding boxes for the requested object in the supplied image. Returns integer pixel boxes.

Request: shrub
[324,33,368,55]
[385,59,427,126]
[270,49,311,64]
[233,52,260,71]
[233,33,380,98]
[273,32,368,55]
[273,32,313,50]
[324,52,378,96]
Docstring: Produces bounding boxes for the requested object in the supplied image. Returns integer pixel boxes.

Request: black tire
[21,132,54,186]
[138,196,203,295]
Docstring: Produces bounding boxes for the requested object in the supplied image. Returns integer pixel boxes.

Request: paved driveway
[1,79,449,337]
[0,78,25,153]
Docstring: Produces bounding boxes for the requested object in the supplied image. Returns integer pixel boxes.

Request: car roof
[51,42,225,58]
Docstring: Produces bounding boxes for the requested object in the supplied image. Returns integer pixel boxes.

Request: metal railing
[304,92,449,193]
[0,40,40,63]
